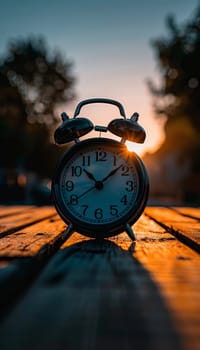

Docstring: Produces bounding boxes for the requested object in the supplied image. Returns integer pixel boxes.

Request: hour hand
[83,169,97,182]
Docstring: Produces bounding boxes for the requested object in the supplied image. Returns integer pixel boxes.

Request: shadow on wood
[0,239,182,350]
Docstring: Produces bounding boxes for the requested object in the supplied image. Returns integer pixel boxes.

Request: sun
[125,141,147,157]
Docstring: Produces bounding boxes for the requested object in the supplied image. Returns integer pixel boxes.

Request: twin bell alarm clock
[51,98,149,241]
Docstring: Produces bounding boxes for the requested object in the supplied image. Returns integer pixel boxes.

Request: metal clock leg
[125,223,136,241]
[63,223,74,241]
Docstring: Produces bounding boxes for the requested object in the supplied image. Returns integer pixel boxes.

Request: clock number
[113,155,117,166]
[71,166,82,177]
[96,151,107,162]
[81,205,88,216]
[82,155,90,166]
[110,205,118,216]
[126,180,134,192]
[69,194,78,205]
[120,195,128,205]
[65,180,74,191]
[121,166,129,176]
[94,208,103,219]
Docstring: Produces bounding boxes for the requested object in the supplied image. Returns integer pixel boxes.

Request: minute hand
[102,164,122,182]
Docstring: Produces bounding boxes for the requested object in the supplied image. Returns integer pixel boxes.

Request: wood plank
[0,247,181,350]
[58,214,200,350]
[1,214,199,350]
[145,207,200,252]
[0,207,57,237]
[172,207,200,220]
[0,216,66,258]
[0,206,34,218]
[113,216,200,350]
[0,216,69,320]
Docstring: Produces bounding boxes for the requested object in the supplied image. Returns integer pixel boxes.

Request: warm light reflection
[126,141,146,156]
[17,174,27,186]
[47,180,52,189]
[125,139,164,157]
[63,99,167,157]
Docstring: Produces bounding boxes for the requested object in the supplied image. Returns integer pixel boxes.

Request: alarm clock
[52,98,149,241]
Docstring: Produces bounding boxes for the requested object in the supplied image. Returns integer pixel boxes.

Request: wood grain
[0,206,34,218]
[0,207,57,237]
[0,211,198,350]
[62,214,200,350]
[145,207,200,252]
[133,216,200,350]
[0,239,181,350]
[0,212,68,320]
[0,207,199,350]
[0,216,66,258]
[172,207,200,220]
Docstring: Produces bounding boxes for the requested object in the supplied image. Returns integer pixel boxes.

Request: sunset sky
[0,0,199,155]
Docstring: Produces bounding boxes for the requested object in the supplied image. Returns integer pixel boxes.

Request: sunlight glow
[126,141,146,156]
[17,174,27,187]
[64,97,167,158]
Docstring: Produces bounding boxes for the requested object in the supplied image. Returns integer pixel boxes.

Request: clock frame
[51,98,149,241]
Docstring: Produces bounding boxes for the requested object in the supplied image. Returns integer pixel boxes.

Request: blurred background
[0,0,199,206]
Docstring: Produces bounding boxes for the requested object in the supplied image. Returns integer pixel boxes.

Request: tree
[0,36,75,178]
[147,6,200,201]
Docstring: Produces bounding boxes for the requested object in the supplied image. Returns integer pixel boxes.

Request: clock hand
[74,176,106,202]
[70,163,122,204]
[77,169,97,199]
[83,169,97,182]
[69,164,123,204]
[102,164,123,182]
[77,184,96,200]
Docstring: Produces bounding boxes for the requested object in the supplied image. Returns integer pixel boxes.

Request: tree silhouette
[0,36,75,178]
[147,6,200,201]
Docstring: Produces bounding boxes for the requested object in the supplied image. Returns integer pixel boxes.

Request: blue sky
[0,0,199,154]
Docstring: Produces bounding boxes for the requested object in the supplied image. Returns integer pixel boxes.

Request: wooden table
[0,205,199,350]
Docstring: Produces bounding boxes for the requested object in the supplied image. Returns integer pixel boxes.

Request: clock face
[52,138,148,237]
